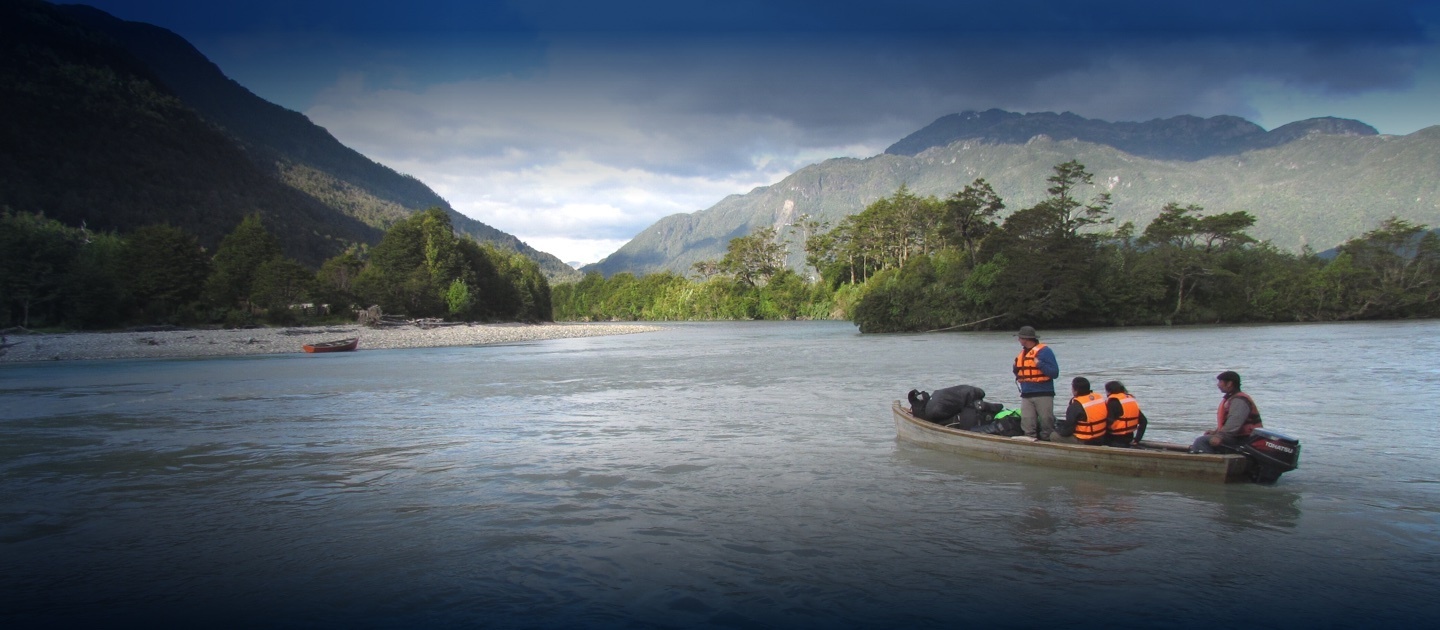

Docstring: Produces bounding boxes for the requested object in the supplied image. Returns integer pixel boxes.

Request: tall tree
[123,224,210,322]
[1139,203,1256,321]
[981,162,1114,324]
[206,214,281,310]
[314,248,365,312]
[941,178,1005,265]
[250,256,314,311]
[1038,160,1113,240]
[0,211,81,327]
[1333,217,1440,318]
[720,226,788,287]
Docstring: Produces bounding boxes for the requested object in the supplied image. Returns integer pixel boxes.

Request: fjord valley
[3,0,1440,336]
[6,2,1440,628]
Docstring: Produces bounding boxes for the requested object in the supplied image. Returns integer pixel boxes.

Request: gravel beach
[0,322,663,363]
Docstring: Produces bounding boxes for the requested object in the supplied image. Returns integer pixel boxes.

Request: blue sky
[76,0,1440,265]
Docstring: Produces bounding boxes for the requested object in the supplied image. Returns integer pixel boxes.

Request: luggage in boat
[970,408,1024,436]
[909,385,987,424]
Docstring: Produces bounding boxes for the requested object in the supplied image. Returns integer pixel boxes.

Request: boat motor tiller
[1235,428,1301,484]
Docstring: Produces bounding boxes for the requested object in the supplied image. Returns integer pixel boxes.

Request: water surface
[3,321,1438,627]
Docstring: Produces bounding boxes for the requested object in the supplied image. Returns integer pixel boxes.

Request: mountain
[886,109,1379,161]
[586,111,1439,278]
[1,0,375,266]
[2,1,579,280]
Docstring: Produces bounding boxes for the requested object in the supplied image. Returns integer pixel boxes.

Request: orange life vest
[1014,344,1052,384]
[1107,393,1141,436]
[1072,392,1109,441]
[1217,391,1263,437]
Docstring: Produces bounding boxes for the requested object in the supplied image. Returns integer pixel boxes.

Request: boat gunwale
[302,337,359,353]
[891,400,1251,482]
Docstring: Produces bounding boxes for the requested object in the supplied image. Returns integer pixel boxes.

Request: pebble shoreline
[0,323,664,363]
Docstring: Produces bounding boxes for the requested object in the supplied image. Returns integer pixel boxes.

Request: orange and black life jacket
[1014,344,1052,384]
[1108,393,1141,436]
[1072,392,1109,441]
[1217,391,1263,437]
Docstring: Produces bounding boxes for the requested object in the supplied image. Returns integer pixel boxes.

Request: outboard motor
[1235,428,1301,484]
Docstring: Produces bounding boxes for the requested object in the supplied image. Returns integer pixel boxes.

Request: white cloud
[303,60,884,263]
[297,24,1440,265]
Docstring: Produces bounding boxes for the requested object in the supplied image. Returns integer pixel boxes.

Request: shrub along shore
[0,322,662,363]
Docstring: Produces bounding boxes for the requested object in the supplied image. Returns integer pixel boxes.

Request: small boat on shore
[302,338,359,353]
[892,401,1298,484]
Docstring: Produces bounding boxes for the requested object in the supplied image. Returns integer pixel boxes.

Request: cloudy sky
[81,0,1440,265]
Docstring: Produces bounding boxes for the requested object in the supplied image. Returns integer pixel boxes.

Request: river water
[3,321,1438,628]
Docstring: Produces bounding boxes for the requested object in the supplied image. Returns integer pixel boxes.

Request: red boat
[302,337,359,353]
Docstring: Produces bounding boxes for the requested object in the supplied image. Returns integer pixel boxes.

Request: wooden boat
[892,400,1254,483]
[302,337,359,353]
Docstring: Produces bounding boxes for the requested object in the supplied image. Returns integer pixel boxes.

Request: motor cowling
[1236,428,1301,484]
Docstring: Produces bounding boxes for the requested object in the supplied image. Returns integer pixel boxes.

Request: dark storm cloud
[80,1,1436,125]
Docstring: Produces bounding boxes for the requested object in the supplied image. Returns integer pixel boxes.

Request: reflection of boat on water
[892,401,1299,484]
[302,338,359,353]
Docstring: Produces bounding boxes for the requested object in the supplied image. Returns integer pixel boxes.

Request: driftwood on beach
[356,304,466,330]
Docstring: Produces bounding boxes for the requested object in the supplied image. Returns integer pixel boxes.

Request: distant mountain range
[1,0,578,280]
[587,110,1440,277]
[885,109,1380,161]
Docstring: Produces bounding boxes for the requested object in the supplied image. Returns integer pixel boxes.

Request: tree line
[552,161,1440,331]
[0,207,550,330]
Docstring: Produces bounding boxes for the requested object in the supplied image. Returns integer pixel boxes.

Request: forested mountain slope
[1,0,374,266]
[588,113,1440,278]
[2,1,579,279]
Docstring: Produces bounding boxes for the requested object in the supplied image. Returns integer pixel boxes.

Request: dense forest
[0,208,550,330]
[553,161,1440,331]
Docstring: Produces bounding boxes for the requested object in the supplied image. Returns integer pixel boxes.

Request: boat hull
[302,338,359,353]
[892,401,1252,483]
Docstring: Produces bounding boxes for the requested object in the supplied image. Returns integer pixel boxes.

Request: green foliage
[206,214,282,309]
[313,249,365,312]
[121,224,210,323]
[559,160,1440,331]
[445,279,473,318]
[250,256,313,311]
[336,208,551,322]
[7,152,1437,332]
[941,179,1005,265]
[0,210,85,327]
[718,226,788,287]
[61,230,128,329]
[0,208,550,330]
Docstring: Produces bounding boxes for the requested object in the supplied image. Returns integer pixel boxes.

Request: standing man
[1012,325,1059,441]
[1190,370,1263,453]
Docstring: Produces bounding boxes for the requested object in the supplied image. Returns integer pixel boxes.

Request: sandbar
[0,322,663,363]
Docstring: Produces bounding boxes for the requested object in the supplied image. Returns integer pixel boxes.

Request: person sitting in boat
[1054,377,1103,445]
[1103,381,1147,447]
[1190,371,1262,454]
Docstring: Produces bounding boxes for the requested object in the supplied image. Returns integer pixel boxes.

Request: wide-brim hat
[1016,325,1039,339]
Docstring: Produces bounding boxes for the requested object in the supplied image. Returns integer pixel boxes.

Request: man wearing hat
[1013,325,1060,441]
